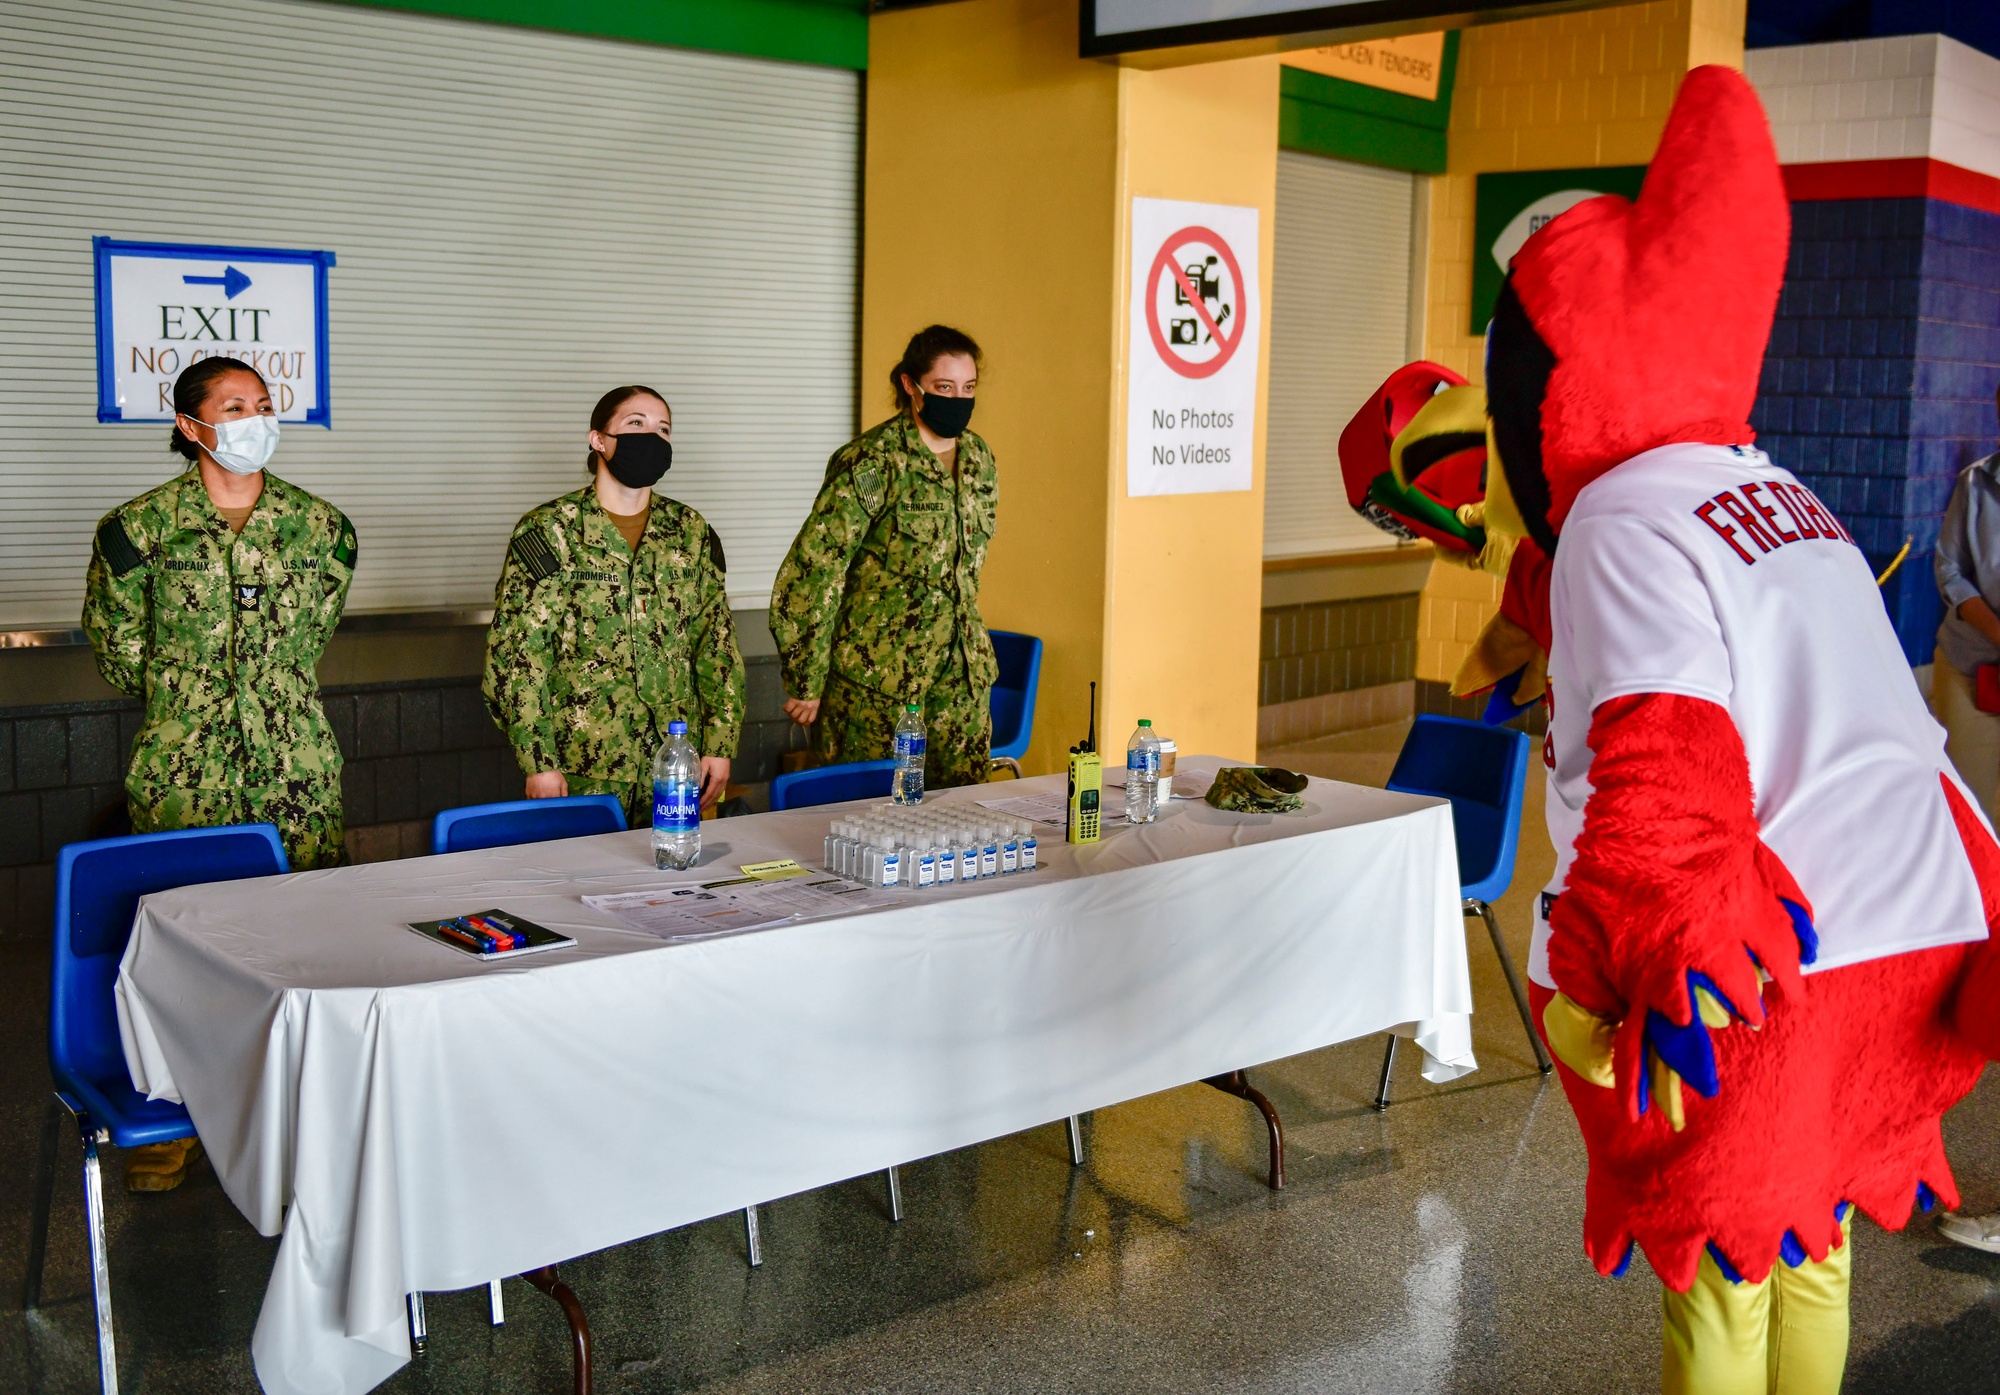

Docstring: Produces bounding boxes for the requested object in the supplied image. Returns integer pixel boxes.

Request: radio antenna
[1085,682,1097,755]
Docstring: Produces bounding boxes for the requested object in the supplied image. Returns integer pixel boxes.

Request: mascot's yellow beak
[1475,420,1530,579]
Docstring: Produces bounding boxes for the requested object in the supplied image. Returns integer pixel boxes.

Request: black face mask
[916,392,974,440]
[603,431,672,489]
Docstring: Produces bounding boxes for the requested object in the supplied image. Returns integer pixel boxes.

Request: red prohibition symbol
[1144,225,1247,380]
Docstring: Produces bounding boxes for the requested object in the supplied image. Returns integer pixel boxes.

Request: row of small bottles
[825,806,1038,888]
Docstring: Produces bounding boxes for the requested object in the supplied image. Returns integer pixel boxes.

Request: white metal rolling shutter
[0,0,858,623]
[1263,150,1416,558]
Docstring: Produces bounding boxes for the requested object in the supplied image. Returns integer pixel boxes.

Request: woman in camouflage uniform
[484,385,744,826]
[771,326,999,790]
[83,355,356,1191]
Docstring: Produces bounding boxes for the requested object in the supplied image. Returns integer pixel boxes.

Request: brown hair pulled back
[167,357,266,462]
[890,325,982,412]
[586,385,670,473]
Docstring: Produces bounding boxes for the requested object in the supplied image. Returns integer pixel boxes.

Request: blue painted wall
[1747,0,2000,58]
[1752,197,2000,663]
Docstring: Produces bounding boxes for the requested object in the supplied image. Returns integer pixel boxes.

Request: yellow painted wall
[1106,58,1278,761]
[1412,0,1747,682]
[863,0,1121,775]
[865,1,1278,769]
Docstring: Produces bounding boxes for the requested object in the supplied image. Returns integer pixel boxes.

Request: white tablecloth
[114,758,1474,1395]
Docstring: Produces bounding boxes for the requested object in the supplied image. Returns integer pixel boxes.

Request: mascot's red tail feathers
[1945,777,2000,1060]
[1509,65,1790,532]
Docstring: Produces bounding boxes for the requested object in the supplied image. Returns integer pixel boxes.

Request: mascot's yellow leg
[1767,1218,1852,1395]
[1661,1217,1851,1395]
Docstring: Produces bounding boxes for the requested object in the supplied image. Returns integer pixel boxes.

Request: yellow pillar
[1414,0,1748,684]
[863,0,1277,772]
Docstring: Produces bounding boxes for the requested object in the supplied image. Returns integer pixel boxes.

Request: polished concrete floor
[7,724,2000,1392]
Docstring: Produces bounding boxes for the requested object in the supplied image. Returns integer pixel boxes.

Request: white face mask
[190,413,280,475]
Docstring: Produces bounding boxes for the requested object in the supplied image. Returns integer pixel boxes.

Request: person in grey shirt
[1933,394,2000,1261]
[1934,391,2000,825]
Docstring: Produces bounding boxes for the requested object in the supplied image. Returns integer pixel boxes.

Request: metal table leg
[884,1166,904,1223]
[743,1206,763,1267]
[1065,1114,1085,1167]
[1374,1035,1400,1110]
[406,1292,428,1356]
[1203,1070,1285,1190]
[522,1265,592,1395]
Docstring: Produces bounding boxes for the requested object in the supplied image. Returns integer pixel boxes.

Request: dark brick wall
[324,681,518,830]
[1753,196,2000,663]
[0,650,807,940]
[740,652,812,789]
[1259,594,1418,707]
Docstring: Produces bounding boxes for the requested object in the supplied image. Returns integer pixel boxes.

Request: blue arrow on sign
[183,265,253,299]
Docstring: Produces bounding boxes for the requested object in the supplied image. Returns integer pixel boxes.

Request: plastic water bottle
[893,703,926,805]
[652,719,702,869]
[1126,719,1160,824]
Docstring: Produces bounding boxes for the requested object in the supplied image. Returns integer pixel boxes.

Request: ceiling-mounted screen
[1081,0,1578,57]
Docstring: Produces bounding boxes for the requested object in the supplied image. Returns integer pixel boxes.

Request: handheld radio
[1066,682,1102,844]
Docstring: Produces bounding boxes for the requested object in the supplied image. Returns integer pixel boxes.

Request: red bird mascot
[1467,66,2000,1392]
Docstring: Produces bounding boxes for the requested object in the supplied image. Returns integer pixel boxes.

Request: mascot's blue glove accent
[1643,970,1740,1098]
[1706,1241,1746,1285]
[1482,667,1535,725]
[1917,1182,1939,1213]
[1610,1242,1634,1278]
[1782,897,1818,965]
[1639,903,1817,1110]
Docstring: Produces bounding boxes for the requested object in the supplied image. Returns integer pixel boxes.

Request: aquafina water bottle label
[652,779,699,834]
[895,731,926,760]
[1128,748,1159,773]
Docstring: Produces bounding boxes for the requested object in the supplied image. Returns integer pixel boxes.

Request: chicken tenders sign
[1126,197,1259,496]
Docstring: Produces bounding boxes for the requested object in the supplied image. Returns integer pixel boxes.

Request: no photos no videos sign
[1127,198,1260,496]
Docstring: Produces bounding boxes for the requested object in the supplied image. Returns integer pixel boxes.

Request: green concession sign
[1470,165,1647,334]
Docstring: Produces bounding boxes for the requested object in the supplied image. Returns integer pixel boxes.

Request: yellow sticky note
[739,859,810,881]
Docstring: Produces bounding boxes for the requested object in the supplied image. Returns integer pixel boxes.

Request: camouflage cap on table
[1203,766,1309,814]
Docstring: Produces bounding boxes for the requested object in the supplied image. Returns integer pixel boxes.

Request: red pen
[436,923,489,952]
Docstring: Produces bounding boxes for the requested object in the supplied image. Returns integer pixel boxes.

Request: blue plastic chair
[769,759,897,811]
[1374,715,1552,1107]
[431,794,627,855]
[987,630,1044,777]
[27,824,290,1393]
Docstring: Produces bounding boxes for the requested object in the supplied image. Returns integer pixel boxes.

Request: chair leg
[522,1266,592,1395]
[79,1119,119,1395]
[1203,1070,1285,1190]
[1065,1114,1086,1167]
[488,1278,506,1325]
[743,1206,763,1268]
[884,1166,904,1223]
[1469,899,1552,1073]
[1374,1034,1399,1111]
[24,1094,60,1311]
[988,757,1023,779]
[406,1292,427,1355]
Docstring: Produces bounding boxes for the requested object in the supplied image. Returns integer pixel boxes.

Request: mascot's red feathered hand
[1487,65,1818,1123]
